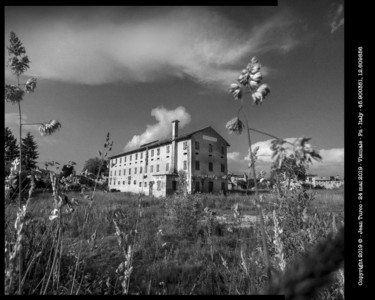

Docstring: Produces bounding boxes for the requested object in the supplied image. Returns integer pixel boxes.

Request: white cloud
[5,7,299,89]
[227,151,241,161]
[315,148,344,164]
[329,3,344,33]
[228,137,344,176]
[124,106,191,150]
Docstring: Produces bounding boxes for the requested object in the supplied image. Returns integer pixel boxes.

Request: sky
[4,2,345,178]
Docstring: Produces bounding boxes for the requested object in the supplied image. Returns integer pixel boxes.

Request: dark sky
[5,2,344,176]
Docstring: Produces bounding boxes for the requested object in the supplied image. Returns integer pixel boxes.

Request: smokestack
[171,120,179,174]
[172,120,179,140]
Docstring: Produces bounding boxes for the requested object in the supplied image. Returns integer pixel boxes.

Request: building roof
[109,126,230,159]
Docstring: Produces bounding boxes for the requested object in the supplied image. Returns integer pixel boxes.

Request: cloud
[124,106,191,150]
[5,7,299,89]
[229,137,344,176]
[329,3,344,33]
[314,148,344,164]
[227,152,241,161]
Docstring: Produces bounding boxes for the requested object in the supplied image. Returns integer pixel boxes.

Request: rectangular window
[119,170,121,176]
[125,156,126,162]
[156,164,159,172]
[129,168,131,175]
[145,165,148,173]
[167,145,170,153]
[109,179,112,185]
[195,161,200,170]
[119,157,122,163]
[135,167,137,174]
[195,141,199,150]
[221,164,225,172]
[134,180,136,185]
[130,155,132,161]
[151,165,154,173]
[110,171,112,176]
[166,163,169,172]
[209,144,213,153]
[221,146,225,155]
[124,168,126,175]
[139,182,142,187]
[209,162,213,172]
[151,149,154,157]
[123,181,125,185]
[183,141,188,150]
[114,170,116,176]
[157,148,160,155]
[183,160,187,170]
[140,166,143,173]
[135,153,138,160]
[157,181,161,191]
[140,152,143,159]
[128,176,131,185]
[144,182,147,187]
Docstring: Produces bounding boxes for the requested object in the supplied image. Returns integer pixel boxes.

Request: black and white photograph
[4,1,368,297]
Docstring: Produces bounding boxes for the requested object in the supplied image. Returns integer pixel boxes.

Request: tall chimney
[172,120,179,140]
[171,120,179,174]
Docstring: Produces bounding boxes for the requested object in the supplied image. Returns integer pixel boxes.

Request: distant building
[305,174,344,189]
[108,121,229,197]
[227,174,248,191]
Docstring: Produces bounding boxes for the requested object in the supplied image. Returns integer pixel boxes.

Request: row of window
[112,146,171,166]
[194,141,225,155]
[110,161,226,177]
[111,142,226,166]
[110,163,169,176]
[110,179,226,193]
[110,179,163,191]
[195,161,226,172]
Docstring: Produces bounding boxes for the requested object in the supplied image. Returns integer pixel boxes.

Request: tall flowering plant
[226,57,321,284]
[5,32,62,294]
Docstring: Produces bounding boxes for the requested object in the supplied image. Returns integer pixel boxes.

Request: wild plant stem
[243,113,272,282]
[70,153,106,294]
[17,75,23,295]
[43,226,62,295]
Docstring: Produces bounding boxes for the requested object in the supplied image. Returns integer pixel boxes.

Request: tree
[21,132,39,171]
[61,163,75,178]
[82,157,108,177]
[271,154,307,189]
[5,127,20,176]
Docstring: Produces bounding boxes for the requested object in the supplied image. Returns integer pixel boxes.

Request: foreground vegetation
[5,187,344,297]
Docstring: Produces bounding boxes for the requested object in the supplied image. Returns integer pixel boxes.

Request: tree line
[5,126,108,180]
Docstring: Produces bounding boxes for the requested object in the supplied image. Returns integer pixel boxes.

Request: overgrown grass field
[5,187,344,296]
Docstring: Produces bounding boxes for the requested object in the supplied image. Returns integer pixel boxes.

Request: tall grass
[4,186,344,296]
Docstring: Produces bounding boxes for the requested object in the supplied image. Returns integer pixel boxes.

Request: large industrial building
[108,120,230,197]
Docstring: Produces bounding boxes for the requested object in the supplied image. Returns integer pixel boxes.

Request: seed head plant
[226,57,323,286]
[5,31,62,294]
